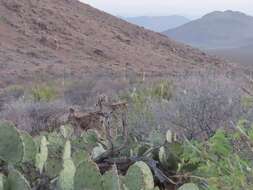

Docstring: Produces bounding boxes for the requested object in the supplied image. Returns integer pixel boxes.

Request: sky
[82,0,253,19]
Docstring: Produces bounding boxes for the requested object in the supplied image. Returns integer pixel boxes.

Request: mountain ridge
[164,10,253,49]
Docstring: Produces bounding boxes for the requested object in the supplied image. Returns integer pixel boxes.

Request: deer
[67,108,104,133]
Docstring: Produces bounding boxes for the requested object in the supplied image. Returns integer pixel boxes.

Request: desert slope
[0,0,228,88]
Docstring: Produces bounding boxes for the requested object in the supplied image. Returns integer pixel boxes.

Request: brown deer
[67,108,104,132]
[68,95,128,138]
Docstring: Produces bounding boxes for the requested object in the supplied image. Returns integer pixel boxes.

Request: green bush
[31,85,57,102]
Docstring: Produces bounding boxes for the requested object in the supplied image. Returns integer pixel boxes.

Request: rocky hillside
[0,0,228,88]
[164,10,253,49]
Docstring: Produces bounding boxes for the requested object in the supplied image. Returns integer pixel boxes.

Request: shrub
[119,80,173,139]
[0,99,67,134]
[0,85,25,111]
[31,85,57,102]
[163,74,243,140]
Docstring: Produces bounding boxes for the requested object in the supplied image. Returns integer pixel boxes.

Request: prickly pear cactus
[60,125,74,139]
[148,129,165,146]
[124,161,154,190]
[72,129,100,153]
[0,173,5,190]
[35,136,48,173]
[91,143,106,159]
[166,130,173,143]
[57,141,76,190]
[158,146,174,170]
[0,121,24,164]
[45,158,63,179]
[102,164,122,190]
[20,131,37,163]
[82,130,100,151]
[47,131,65,152]
[46,131,65,178]
[72,150,90,167]
[178,183,199,190]
[158,142,182,171]
[74,160,103,190]
[6,168,31,190]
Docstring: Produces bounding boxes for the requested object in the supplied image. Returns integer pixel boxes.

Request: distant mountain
[124,16,190,32]
[164,10,253,49]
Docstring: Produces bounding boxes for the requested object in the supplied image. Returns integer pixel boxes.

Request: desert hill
[164,10,253,49]
[0,0,229,88]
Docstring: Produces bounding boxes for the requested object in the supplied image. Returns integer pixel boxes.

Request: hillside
[207,44,253,66]
[123,15,190,32]
[164,10,253,49]
[0,0,229,88]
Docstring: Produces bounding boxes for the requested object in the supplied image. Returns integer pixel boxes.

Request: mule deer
[67,108,104,132]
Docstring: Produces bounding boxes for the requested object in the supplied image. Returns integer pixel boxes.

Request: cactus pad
[0,121,24,164]
[45,157,63,178]
[178,183,199,190]
[57,141,76,190]
[0,173,5,190]
[124,161,154,190]
[102,165,122,190]
[20,131,36,163]
[74,160,102,190]
[35,136,48,173]
[72,150,90,167]
[91,144,106,159]
[7,169,31,190]
[60,125,74,139]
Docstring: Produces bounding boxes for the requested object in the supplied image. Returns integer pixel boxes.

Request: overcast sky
[82,0,253,18]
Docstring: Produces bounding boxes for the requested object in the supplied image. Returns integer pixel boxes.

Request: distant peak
[202,10,248,19]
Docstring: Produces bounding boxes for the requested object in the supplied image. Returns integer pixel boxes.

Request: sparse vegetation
[1,74,252,190]
[31,84,58,102]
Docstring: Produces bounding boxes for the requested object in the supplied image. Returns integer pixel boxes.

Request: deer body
[68,108,103,132]
[68,95,128,138]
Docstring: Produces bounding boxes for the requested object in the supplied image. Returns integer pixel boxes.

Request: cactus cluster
[0,120,201,190]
